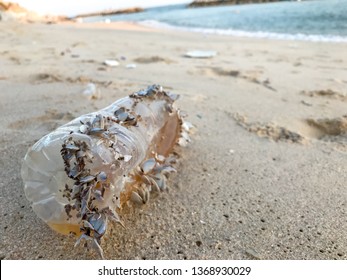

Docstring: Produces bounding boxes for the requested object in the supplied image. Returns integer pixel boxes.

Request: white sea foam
[139,20,347,43]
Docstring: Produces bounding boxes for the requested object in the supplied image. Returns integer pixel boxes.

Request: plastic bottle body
[21,86,179,235]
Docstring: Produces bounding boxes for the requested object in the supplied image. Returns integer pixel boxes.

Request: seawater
[84,0,347,42]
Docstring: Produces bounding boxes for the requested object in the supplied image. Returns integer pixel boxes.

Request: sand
[0,21,346,260]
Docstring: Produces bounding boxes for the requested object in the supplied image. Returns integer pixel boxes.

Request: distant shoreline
[59,19,347,43]
[188,0,282,8]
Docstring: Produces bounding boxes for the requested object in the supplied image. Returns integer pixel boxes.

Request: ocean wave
[139,20,347,43]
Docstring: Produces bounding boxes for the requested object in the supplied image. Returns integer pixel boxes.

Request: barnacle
[21,85,190,257]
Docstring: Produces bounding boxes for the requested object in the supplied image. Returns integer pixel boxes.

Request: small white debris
[104,60,120,67]
[82,83,101,99]
[200,220,206,225]
[126,64,137,69]
[83,83,96,95]
[185,50,217,58]
[301,100,312,107]
[229,149,235,154]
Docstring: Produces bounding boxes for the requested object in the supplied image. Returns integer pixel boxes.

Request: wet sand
[0,21,346,260]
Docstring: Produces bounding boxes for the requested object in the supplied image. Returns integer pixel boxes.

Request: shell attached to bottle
[21,85,190,257]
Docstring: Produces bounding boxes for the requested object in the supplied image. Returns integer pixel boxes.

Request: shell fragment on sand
[185,50,217,58]
[104,59,120,67]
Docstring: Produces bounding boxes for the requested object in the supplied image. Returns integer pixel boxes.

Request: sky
[15,0,190,16]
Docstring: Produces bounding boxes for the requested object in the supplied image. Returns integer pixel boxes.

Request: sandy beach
[0,20,346,260]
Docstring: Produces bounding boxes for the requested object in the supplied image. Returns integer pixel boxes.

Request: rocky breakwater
[73,7,144,19]
[188,0,281,7]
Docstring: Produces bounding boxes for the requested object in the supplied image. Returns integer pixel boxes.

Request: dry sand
[0,21,346,260]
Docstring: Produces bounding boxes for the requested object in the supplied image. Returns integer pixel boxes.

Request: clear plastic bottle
[21,85,183,246]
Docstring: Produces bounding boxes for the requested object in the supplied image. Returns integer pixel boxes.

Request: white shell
[104,60,119,67]
[185,50,217,58]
